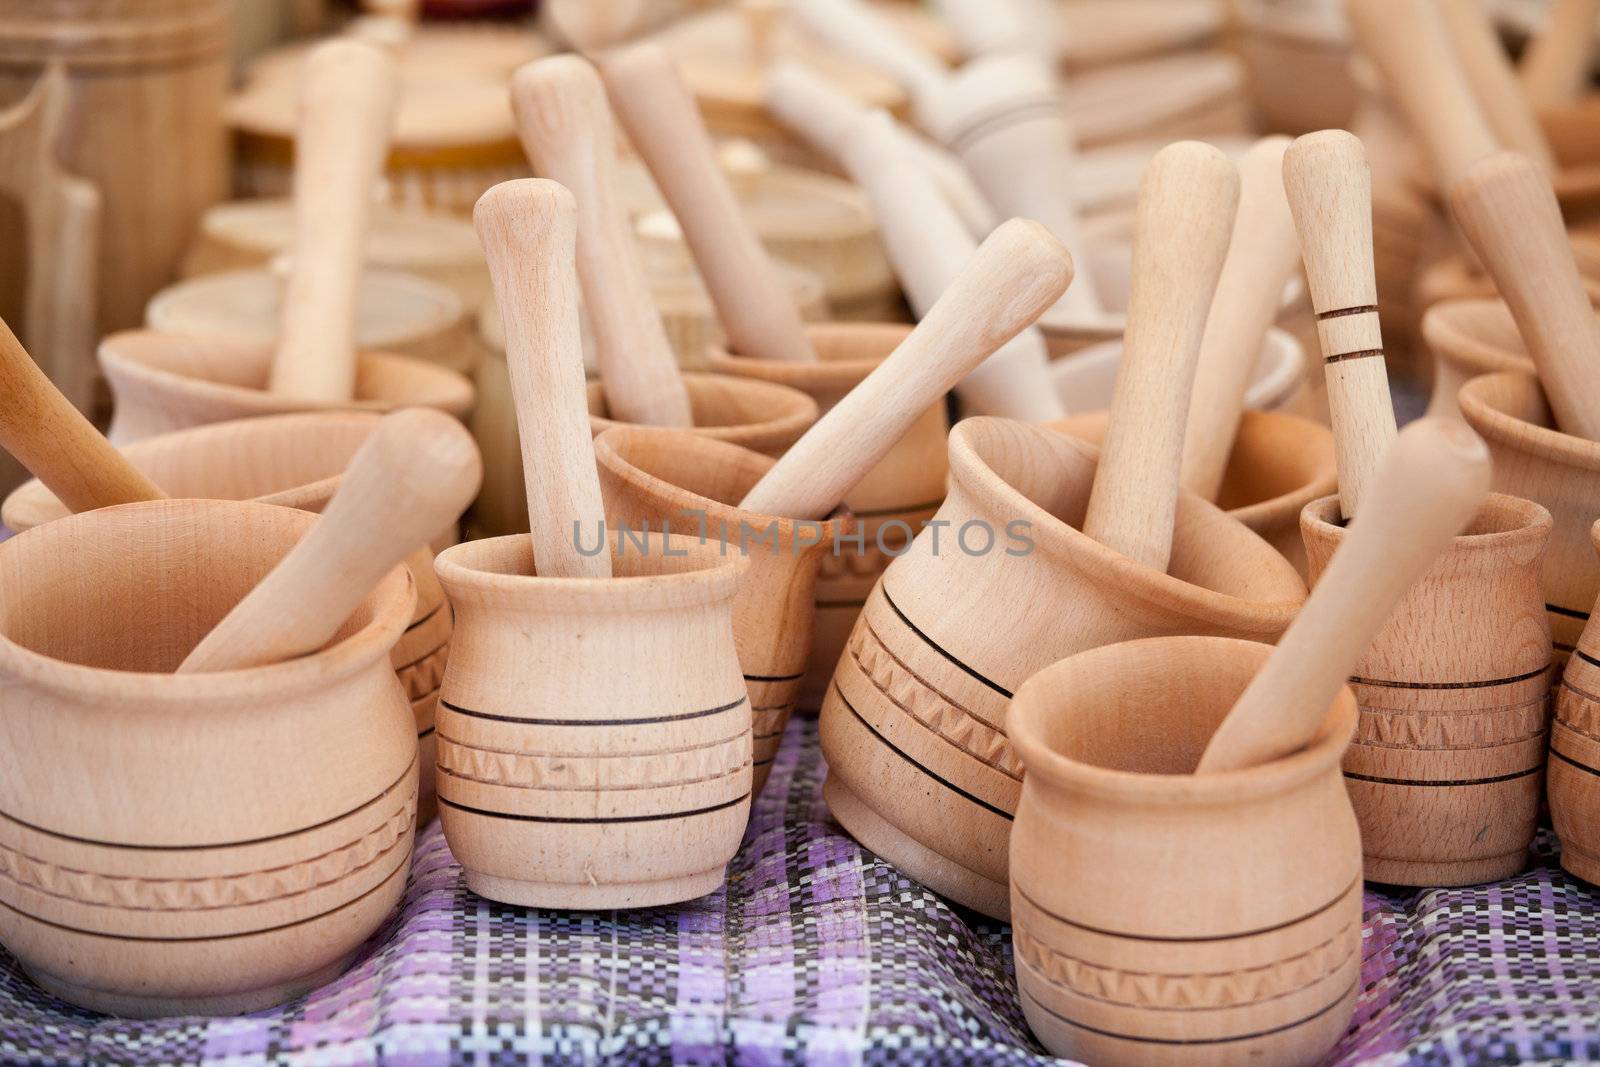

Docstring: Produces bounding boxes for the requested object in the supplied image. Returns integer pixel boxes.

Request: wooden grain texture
[1519,0,1600,107]
[736,218,1073,519]
[1550,519,1600,885]
[1436,0,1557,172]
[1181,136,1300,501]
[1198,417,1492,774]
[600,43,814,364]
[1082,141,1239,572]
[931,0,1055,62]
[270,39,400,402]
[177,409,482,673]
[509,55,692,427]
[474,180,610,579]
[1283,129,1398,519]
[1451,150,1600,442]
[785,0,949,113]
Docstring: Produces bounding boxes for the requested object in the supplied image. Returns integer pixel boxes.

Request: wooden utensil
[600,44,815,365]
[509,55,692,427]
[1451,150,1600,441]
[1283,129,1398,519]
[1181,136,1301,502]
[785,0,949,115]
[1197,417,1492,774]
[271,38,400,402]
[1081,140,1239,572]
[737,217,1074,519]
[932,0,1054,62]
[1436,0,1558,172]
[1520,0,1600,107]
[1550,518,1600,885]
[177,408,482,673]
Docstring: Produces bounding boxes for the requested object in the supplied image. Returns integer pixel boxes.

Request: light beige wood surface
[509,55,692,427]
[1082,141,1239,572]
[1437,0,1558,172]
[738,218,1073,519]
[1198,417,1493,774]
[601,44,815,365]
[931,0,1053,63]
[1284,129,1398,519]
[1182,136,1300,502]
[1451,150,1600,441]
[1519,0,1600,107]
[1552,518,1600,884]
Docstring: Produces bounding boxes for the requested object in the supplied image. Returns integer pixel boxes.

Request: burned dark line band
[440,695,748,728]
[1547,603,1591,620]
[880,587,1013,699]
[1316,305,1379,320]
[1012,878,1357,943]
[1343,766,1542,787]
[438,793,749,825]
[744,671,805,683]
[1349,664,1550,690]
[1018,981,1357,1046]
[1579,649,1600,670]
[1550,748,1600,779]
[1325,349,1385,365]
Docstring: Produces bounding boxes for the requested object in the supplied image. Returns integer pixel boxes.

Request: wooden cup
[594,426,847,796]
[1302,492,1553,885]
[1007,635,1361,1067]
[1550,520,1600,884]
[819,418,1307,919]
[432,530,751,908]
[0,499,417,1017]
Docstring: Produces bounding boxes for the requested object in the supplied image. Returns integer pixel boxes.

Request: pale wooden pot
[1459,371,1600,668]
[1421,298,1600,419]
[594,427,846,796]
[586,374,819,453]
[1007,635,1361,1067]
[433,530,751,909]
[1550,520,1600,885]
[0,499,417,1017]
[1051,409,1337,579]
[706,322,951,709]
[1303,493,1553,886]
[1233,0,1357,134]
[99,331,475,445]
[820,419,1307,920]
[1413,234,1600,360]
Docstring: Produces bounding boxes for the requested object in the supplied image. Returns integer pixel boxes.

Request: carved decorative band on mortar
[436,734,751,792]
[396,641,450,701]
[880,587,1013,698]
[1351,695,1549,750]
[1555,681,1600,739]
[440,696,748,728]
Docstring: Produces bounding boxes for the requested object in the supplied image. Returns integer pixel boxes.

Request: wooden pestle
[1451,151,1600,442]
[475,179,610,579]
[1520,0,1600,107]
[1196,418,1492,774]
[270,39,399,402]
[177,407,482,673]
[1283,130,1398,520]
[599,43,815,364]
[1181,136,1300,501]
[0,314,165,512]
[840,110,1064,421]
[1436,0,1558,172]
[737,218,1073,520]
[509,56,692,427]
[1081,142,1239,573]
[931,0,1054,62]
[785,0,949,118]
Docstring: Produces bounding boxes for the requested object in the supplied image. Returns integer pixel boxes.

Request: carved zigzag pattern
[436,734,750,792]
[0,802,414,913]
[1352,697,1549,751]
[819,542,896,582]
[848,621,1022,779]
[1014,924,1356,1011]
[1557,677,1600,741]
[396,640,450,702]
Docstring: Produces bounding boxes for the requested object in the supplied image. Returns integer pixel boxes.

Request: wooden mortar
[1550,519,1600,884]
[1421,297,1550,418]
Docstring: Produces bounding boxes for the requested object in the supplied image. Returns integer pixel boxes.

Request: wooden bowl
[1050,408,1336,578]
[1062,52,1252,151]
[0,499,417,1017]
[1460,371,1600,667]
[1233,0,1357,134]
[706,322,951,709]
[586,373,819,453]
[1304,492,1552,886]
[820,418,1307,919]
[433,530,751,908]
[1422,297,1600,418]
[1007,635,1361,1066]
[99,329,475,445]
[1550,519,1600,885]
[594,427,847,797]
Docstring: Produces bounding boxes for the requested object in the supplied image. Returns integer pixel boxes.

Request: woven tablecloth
[2,714,1598,1066]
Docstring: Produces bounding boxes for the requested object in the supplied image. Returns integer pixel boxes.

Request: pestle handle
[1520,0,1600,107]
[1283,130,1397,521]
[599,44,814,363]
[1451,151,1600,442]
[1081,141,1239,573]
[177,408,483,674]
[270,39,399,402]
[1196,418,1491,774]
[1345,0,1501,192]
[1181,136,1300,502]
[737,218,1073,519]
[0,315,165,512]
[475,180,611,579]
[509,56,692,428]
[1436,0,1557,172]
[785,0,950,114]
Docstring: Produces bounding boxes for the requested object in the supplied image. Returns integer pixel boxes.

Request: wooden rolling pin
[1452,151,1600,442]
[1081,141,1239,573]
[271,39,399,402]
[1520,0,1600,107]
[0,313,165,513]
[1436,0,1557,172]
[840,110,1065,421]
[475,179,611,579]
[1196,417,1491,773]
[1181,136,1300,501]
[785,0,949,117]
[177,408,483,673]
[510,56,693,427]
[738,218,1073,519]
[1283,130,1398,520]
[600,43,815,364]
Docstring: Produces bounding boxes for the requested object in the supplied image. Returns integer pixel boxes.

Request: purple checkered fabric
[1,715,1597,1065]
